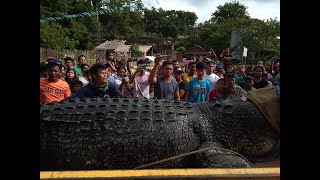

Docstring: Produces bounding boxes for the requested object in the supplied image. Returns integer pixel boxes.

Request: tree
[211,1,249,23]
[40,22,77,50]
[130,43,142,57]
[175,46,186,52]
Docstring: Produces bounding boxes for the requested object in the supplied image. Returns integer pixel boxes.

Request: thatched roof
[185,45,206,52]
[138,45,153,53]
[185,45,209,55]
[94,40,153,54]
[115,44,131,52]
[94,40,126,51]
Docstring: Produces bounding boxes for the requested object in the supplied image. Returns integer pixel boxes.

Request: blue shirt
[71,82,124,99]
[186,78,211,103]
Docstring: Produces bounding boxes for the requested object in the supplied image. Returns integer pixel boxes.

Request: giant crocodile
[40,87,280,170]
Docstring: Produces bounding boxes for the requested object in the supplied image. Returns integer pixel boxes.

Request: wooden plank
[40,168,280,179]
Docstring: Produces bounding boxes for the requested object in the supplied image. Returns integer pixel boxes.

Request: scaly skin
[40,97,279,170]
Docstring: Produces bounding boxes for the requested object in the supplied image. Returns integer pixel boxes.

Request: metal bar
[40,168,280,179]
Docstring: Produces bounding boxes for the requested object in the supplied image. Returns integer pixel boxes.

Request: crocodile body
[40,96,279,170]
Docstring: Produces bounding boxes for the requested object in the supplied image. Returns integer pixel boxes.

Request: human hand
[155,54,162,65]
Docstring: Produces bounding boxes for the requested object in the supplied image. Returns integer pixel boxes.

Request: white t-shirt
[204,73,220,90]
[134,72,150,99]
[79,76,89,87]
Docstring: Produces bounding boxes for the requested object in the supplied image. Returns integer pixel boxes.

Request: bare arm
[129,68,139,84]
[107,61,117,72]
[174,90,180,101]
[206,93,210,101]
[184,91,190,102]
[127,58,132,76]
[179,89,185,98]
[149,54,162,85]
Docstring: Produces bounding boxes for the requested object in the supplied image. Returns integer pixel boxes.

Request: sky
[141,0,280,24]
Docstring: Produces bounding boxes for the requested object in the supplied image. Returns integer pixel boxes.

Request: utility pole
[95,0,101,44]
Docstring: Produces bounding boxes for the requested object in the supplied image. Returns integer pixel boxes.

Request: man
[204,61,220,90]
[150,56,180,100]
[64,57,74,70]
[71,63,124,98]
[129,59,151,99]
[73,55,86,76]
[182,62,197,84]
[185,62,211,103]
[40,59,71,104]
[172,60,180,69]
[173,67,187,100]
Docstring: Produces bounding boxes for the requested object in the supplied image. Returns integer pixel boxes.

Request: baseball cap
[174,67,183,74]
[47,56,55,61]
[47,59,63,68]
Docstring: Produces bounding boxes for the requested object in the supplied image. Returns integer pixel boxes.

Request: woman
[65,69,79,85]
[78,63,91,87]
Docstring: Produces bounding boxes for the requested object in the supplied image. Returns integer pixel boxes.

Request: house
[184,45,209,57]
[94,40,156,61]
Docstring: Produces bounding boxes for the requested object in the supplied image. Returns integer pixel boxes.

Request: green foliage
[40,0,279,60]
[40,22,77,50]
[130,43,142,57]
[176,46,186,52]
[211,1,249,23]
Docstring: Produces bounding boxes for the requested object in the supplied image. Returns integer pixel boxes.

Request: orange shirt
[40,78,71,104]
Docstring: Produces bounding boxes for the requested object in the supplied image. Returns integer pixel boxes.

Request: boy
[185,62,211,103]
[209,78,227,100]
[243,76,256,92]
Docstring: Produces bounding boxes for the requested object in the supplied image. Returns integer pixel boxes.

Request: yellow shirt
[182,73,195,84]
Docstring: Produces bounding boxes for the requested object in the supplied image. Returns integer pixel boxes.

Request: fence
[40,48,97,66]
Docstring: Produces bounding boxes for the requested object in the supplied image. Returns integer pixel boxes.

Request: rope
[133,147,253,169]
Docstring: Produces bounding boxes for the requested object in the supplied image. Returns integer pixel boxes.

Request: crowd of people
[40,49,280,104]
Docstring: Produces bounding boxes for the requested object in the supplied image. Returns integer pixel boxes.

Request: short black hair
[40,62,48,72]
[217,78,226,84]
[161,60,173,68]
[245,76,254,82]
[206,61,216,65]
[70,80,83,87]
[89,63,106,76]
[137,58,149,65]
[196,61,207,69]
[78,55,86,61]
[188,62,196,67]
[225,72,235,79]
[80,63,89,70]
[64,57,73,63]
[253,66,264,72]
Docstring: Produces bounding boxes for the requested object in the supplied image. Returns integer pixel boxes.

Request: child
[243,76,256,92]
[224,73,246,99]
[185,62,211,103]
[70,80,83,94]
[235,65,246,88]
[209,78,226,100]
